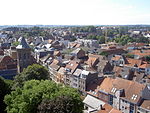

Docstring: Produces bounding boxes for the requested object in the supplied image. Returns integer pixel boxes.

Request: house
[68,42,78,48]
[70,48,85,59]
[83,95,121,113]
[0,55,17,70]
[86,56,99,68]
[138,100,150,113]
[39,54,52,66]
[56,67,66,83]
[0,42,11,49]
[34,48,54,62]
[64,60,79,85]
[8,46,17,60]
[71,69,98,93]
[124,58,143,69]
[48,59,61,82]
[97,60,113,75]
[111,55,128,67]
[83,94,105,113]
[113,66,134,80]
[133,71,145,84]
[95,77,150,113]
[139,63,150,75]
[71,68,82,89]
[0,55,17,79]
[54,50,61,56]
[100,48,126,60]
[34,37,43,45]
[76,39,99,48]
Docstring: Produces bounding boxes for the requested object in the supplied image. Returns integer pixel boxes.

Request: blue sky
[0,0,150,25]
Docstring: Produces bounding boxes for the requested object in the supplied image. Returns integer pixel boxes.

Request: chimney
[100,105,104,110]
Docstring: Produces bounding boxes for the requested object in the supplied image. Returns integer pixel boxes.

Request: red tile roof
[141,100,150,110]
[98,77,146,104]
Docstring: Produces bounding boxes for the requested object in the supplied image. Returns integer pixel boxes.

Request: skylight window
[111,87,117,93]
[131,94,138,100]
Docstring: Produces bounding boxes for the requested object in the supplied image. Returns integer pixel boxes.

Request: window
[131,94,138,100]
[24,53,26,59]
[19,53,21,60]
[130,103,134,113]
[111,87,117,93]
[109,95,113,105]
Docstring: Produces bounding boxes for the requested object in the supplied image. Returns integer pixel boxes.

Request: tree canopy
[4,80,83,113]
[12,64,49,89]
[0,77,11,113]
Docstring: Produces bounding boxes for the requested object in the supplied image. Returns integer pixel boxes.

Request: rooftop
[16,37,30,49]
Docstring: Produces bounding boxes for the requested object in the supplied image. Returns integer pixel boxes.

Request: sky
[0,0,150,25]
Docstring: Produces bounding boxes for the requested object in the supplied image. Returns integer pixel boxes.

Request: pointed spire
[16,37,30,49]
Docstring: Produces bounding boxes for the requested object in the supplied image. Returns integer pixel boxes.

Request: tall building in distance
[16,37,32,73]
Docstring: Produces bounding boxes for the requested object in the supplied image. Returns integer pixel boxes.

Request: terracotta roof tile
[65,60,79,74]
[141,100,150,110]
[139,63,150,68]
[87,56,99,67]
[98,77,146,104]
[125,58,142,67]
[112,56,121,61]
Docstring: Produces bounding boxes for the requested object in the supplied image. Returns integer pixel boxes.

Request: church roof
[16,37,30,49]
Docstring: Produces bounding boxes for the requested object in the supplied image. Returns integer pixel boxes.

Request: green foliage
[4,80,83,113]
[87,35,105,44]
[70,37,76,42]
[6,27,52,39]
[113,35,149,45]
[12,64,49,89]
[113,35,134,45]
[62,48,74,54]
[126,54,134,58]
[145,56,150,62]
[72,26,96,33]
[99,51,108,56]
[12,41,20,47]
[0,77,11,113]
[97,36,105,44]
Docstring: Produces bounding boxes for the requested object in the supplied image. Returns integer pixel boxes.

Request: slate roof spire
[16,37,30,49]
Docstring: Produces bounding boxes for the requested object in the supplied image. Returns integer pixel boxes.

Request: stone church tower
[16,37,32,73]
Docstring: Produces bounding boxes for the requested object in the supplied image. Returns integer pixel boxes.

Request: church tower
[16,37,32,73]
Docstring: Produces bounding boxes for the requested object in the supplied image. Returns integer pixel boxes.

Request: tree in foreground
[12,64,49,89]
[4,80,83,113]
[0,77,11,113]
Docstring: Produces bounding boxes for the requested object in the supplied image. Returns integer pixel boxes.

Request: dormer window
[131,94,138,100]
[65,68,71,72]
[111,87,117,93]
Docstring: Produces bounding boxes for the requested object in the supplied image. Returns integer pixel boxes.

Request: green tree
[145,56,150,62]
[99,51,108,56]
[96,36,105,44]
[12,41,20,47]
[12,64,49,89]
[0,77,11,113]
[4,80,83,113]
[126,54,134,58]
